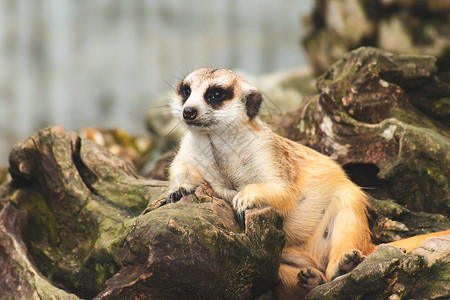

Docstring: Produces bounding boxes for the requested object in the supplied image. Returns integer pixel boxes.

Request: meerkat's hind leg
[298,267,326,290]
[336,249,365,276]
[275,264,309,300]
[324,192,374,281]
[275,247,326,299]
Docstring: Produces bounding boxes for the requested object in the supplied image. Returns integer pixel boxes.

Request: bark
[3,126,166,299]
[273,47,449,215]
[1,126,284,299]
[305,237,450,299]
[96,185,284,300]
[303,0,450,77]
[1,47,449,299]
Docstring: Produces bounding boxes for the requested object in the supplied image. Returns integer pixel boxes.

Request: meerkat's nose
[183,107,198,120]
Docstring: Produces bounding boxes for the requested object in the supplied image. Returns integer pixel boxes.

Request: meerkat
[165,68,375,298]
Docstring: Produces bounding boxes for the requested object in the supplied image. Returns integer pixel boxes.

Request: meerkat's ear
[245,90,263,120]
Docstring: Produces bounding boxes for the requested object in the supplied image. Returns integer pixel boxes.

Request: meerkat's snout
[182,107,198,120]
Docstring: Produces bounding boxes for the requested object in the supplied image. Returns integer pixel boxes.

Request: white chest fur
[178,123,271,201]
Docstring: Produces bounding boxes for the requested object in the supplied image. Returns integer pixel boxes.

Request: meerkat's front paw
[166,186,194,204]
[232,191,256,228]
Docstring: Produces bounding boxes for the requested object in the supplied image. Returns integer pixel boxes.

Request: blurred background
[0,0,314,165]
[1,0,449,167]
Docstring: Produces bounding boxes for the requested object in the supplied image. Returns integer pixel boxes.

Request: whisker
[166,121,182,136]
[162,79,177,92]
[260,91,283,117]
[168,68,188,83]
[147,104,172,111]
[360,186,375,190]
[143,100,175,115]
[157,121,182,145]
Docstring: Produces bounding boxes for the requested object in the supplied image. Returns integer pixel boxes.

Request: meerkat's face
[172,68,262,132]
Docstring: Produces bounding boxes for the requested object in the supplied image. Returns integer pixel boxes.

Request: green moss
[11,189,59,245]
[391,107,449,136]
[8,188,131,298]
[370,197,449,241]
[121,202,283,298]
[95,263,107,289]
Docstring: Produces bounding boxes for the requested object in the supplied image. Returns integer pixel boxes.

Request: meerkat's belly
[283,195,331,246]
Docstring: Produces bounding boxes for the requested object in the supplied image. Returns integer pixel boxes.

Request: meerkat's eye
[181,85,191,98]
[204,86,233,108]
[210,88,226,101]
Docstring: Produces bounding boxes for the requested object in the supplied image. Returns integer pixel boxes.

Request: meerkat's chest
[183,133,267,191]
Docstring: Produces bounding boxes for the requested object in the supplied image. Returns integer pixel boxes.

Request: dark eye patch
[178,83,191,103]
[204,86,234,109]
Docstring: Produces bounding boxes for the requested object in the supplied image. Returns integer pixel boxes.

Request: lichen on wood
[273,47,450,215]
[1,126,284,299]
[95,185,285,300]
[305,237,450,300]
[4,126,166,299]
[1,47,449,299]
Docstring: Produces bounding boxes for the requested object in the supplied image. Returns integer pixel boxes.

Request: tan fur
[249,119,262,132]
[167,68,417,298]
[386,229,450,253]
[276,264,309,300]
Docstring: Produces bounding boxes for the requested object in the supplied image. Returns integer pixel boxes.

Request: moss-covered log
[0,203,80,300]
[96,185,284,299]
[273,47,450,215]
[305,236,450,299]
[1,47,449,299]
[303,0,450,78]
[0,126,285,299]
[3,126,166,298]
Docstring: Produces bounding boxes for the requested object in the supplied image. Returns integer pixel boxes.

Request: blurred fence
[0,0,312,165]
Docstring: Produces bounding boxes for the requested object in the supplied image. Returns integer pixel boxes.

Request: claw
[236,210,246,228]
[166,187,188,204]
[166,193,174,204]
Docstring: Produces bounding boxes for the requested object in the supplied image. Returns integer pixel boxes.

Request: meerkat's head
[172,68,263,131]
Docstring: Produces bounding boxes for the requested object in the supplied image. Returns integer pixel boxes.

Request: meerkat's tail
[383,229,450,253]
